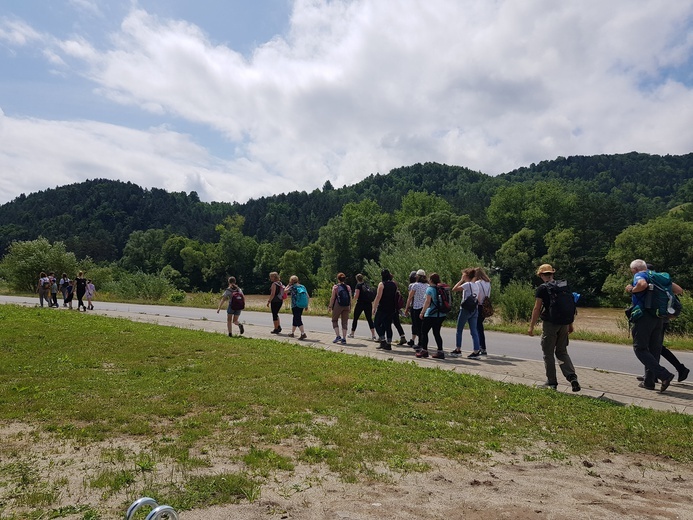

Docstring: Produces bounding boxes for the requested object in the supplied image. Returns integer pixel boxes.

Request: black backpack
[544,280,576,325]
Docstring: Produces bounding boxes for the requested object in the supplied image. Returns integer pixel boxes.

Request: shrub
[101,271,176,301]
[499,280,536,323]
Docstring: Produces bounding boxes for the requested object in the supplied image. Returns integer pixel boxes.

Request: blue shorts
[227,307,241,316]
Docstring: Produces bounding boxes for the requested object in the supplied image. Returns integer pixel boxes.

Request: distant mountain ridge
[1,152,691,260]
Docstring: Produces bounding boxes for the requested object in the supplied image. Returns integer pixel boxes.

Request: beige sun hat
[536,263,556,275]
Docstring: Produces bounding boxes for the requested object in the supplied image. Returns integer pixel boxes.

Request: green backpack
[643,270,682,318]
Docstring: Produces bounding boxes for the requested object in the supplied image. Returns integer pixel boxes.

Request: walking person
[85,279,95,310]
[405,269,428,349]
[75,271,87,311]
[528,264,581,392]
[285,275,308,339]
[349,274,377,340]
[216,276,245,337]
[372,269,398,350]
[59,273,70,306]
[451,268,481,358]
[36,271,50,307]
[328,273,352,344]
[64,280,75,309]
[266,272,284,334]
[474,267,492,356]
[625,259,676,392]
[637,264,689,383]
[417,272,448,359]
[49,272,59,308]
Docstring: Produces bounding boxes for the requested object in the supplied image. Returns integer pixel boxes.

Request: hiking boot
[638,382,655,390]
[238,323,244,335]
[376,342,392,351]
[407,339,415,347]
[398,336,407,345]
[287,333,295,338]
[678,366,690,382]
[415,349,429,358]
[271,328,280,334]
[467,351,481,359]
[299,333,307,340]
[570,379,581,392]
[431,350,445,359]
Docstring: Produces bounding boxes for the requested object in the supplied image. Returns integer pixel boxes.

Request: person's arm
[216,291,228,313]
[267,283,277,307]
[626,276,649,294]
[372,283,384,313]
[404,287,415,316]
[673,282,684,295]
[527,298,543,336]
[353,287,360,301]
[452,277,465,292]
[328,285,337,310]
[420,293,432,319]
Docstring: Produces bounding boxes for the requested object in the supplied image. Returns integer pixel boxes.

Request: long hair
[474,267,490,282]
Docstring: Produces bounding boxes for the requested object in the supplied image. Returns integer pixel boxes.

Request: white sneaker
[347,333,354,338]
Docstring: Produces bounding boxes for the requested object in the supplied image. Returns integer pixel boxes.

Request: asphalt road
[4,294,693,376]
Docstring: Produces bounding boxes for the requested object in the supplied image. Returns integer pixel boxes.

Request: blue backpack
[294,284,309,309]
[336,283,351,306]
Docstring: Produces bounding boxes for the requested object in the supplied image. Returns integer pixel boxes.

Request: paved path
[3,296,693,414]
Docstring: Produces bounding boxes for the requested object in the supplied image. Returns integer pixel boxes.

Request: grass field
[1,304,692,518]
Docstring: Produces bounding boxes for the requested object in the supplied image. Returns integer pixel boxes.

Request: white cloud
[1,0,693,205]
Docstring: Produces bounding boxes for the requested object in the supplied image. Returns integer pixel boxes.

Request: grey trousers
[540,320,577,384]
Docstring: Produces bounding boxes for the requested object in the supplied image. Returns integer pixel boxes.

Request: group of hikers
[217,259,688,395]
[36,271,94,311]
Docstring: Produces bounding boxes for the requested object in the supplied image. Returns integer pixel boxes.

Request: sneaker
[276,327,282,334]
[467,351,481,359]
[570,379,581,392]
[376,342,392,351]
[638,382,655,390]
[347,333,354,338]
[398,336,407,345]
[636,376,645,382]
[270,328,279,334]
[299,333,307,340]
[678,366,690,383]
[415,349,429,358]
[407,339,415,347]
[287,333,295,338]
[449,350,462,358]
[340,338,346,345]
[431,350,445,359]
[333,336,342,344]
[540,381,558,390]
[377,336,385,343]
[479,350,487,356]
[228,333,233,337]
[238,324,244,335]
[371,336,378,341]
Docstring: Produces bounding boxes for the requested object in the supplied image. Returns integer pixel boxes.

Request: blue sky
[1,0,693,205]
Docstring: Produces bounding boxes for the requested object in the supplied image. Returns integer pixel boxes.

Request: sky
[1,0,693,206]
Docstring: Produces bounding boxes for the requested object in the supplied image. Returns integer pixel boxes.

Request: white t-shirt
[476,280,491,305]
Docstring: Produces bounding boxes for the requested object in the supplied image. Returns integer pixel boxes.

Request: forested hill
[1,152,692,262]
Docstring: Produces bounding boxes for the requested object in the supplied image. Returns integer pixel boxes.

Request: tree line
[1,152,692,306]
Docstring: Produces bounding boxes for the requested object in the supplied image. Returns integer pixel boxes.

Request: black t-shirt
[76,277,87,294]
[378,280,397,312]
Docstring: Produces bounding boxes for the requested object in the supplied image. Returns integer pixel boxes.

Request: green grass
[1,304,693,517]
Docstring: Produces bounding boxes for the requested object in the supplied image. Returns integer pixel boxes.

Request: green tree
[0,238,78,291]
[279,248,316,293]
[394,191,452,225]
[317,200,394,282]
[120,229,169,273]
[606,212,693,291]
[495,228,538,284]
